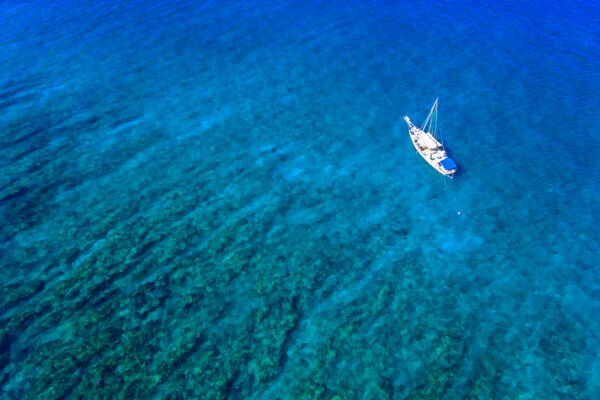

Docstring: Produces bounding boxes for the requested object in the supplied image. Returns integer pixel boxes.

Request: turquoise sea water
[1,0,600,398]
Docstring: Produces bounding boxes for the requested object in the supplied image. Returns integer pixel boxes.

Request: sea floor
[1,0,600,399]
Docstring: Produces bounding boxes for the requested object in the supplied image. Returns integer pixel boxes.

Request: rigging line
[410,105,431,120]
[434,100,438,138]
[421,104,433,131]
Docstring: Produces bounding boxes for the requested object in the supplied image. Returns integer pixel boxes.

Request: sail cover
[441,158,457,170]
[419,133,439,149]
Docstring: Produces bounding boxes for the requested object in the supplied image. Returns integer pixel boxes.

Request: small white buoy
[457,211,461,215]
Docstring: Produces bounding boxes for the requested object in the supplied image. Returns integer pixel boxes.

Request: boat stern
[440,157,458,176]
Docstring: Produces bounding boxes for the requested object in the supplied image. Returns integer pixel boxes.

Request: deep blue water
[1,0,600,398]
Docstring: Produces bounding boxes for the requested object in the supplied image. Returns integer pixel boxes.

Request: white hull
[404,116,456,178]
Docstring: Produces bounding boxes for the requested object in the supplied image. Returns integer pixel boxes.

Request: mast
[420,98,438,136]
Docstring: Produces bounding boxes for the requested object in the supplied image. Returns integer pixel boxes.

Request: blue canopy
[440,158,457,170]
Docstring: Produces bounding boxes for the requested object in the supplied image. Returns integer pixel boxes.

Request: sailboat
[404,99,457,178]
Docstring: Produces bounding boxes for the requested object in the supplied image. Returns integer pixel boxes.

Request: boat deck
[407,123,456,177]
[404,101,457,178]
